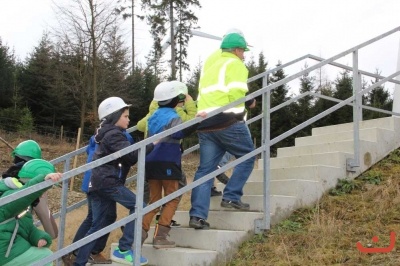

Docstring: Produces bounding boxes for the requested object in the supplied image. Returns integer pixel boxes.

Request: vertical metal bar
[133,146,146,266]
[358,72,363,120]
[262,74,271,230]
[56,158,71,266]
[392,36,400,115]
[352,50,360,169]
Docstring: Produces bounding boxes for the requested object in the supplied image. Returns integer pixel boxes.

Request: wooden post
[60,125,64,141]
[70,127,81,191]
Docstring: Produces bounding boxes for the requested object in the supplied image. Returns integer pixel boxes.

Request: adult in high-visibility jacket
[189,32,256,229]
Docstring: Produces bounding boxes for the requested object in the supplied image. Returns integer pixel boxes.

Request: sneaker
[221,199,250,210]
[89,252,112,264]
[211,186,222,197]
[216,172,229,185]
[156,214,181,227]
[189,216,210,230]
[61,253,75,266]
[170,219,181,227]
[112,248,148,265]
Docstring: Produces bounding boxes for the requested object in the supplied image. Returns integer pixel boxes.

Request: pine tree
[268,61,294,152]
[140,0,201,80]
[0,38,16,109]
[330,70,353,124]
[363,71,392,119]
[294,62,316,137]
[246,52,268,146]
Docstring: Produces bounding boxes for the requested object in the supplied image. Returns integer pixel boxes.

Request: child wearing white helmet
[72,96,154,266]
[141,81,200,249]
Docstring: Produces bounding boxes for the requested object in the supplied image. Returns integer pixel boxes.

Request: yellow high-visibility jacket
[197,51,249,130]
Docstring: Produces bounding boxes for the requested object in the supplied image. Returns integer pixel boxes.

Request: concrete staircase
[101,116,400,266]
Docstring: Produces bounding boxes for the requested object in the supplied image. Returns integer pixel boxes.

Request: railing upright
[347,50,361,172]
[133,146,146,266]
[256,73,271,234]
[57,157,72,266]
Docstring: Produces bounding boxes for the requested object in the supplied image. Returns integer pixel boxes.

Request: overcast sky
[1,0,400,94]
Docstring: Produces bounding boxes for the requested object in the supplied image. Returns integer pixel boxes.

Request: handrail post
[56,158,71,266]
[393,35,400,115]
[133,147,146,266]
[347,50,360,172]
[255,73,271,234]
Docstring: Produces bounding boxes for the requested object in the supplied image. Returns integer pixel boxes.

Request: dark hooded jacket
[89,124,154,192]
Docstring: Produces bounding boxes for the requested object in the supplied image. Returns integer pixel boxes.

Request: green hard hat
[12,140,42,161]
[18,159,55,179]
[220,33,249,51]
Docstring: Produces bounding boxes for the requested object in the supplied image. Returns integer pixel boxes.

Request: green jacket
[0,176,52,264]
[137,98,197,137]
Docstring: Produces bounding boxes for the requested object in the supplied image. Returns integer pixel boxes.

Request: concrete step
[276,139,373,157]
[172,210,264,231]
[264,151,352,168]
[311,117,397,136]
[217,179,322,207]
[109,242,217,266]
[295,127,393,146]
[144,227,248,254]
[209,194,297,213]
[217,179,297,196]
[250,164,343,181]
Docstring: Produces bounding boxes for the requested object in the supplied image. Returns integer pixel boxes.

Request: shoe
[89,252,112,264]
[156,214,181,227]
[221,199,250,210]
[189,216,210,230]
[61,253,75,266]
[170,219,181,227]
[153,224,176,249]
[112,247,148,265]
[211,186,222,197]
[216,172,229,185]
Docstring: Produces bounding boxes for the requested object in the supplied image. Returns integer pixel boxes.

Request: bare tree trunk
[170,1,176,80]
[89,0,98,121]
[131,0,135,70]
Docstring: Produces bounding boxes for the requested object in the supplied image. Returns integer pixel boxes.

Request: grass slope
[229,149,400,266]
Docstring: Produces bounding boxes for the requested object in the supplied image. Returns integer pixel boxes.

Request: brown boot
[153,224,175,249]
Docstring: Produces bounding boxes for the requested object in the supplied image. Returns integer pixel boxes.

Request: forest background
[0,0,394,153]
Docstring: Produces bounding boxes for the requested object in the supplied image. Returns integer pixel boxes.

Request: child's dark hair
[158,96,180,108]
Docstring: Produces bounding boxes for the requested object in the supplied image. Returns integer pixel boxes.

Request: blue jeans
[72,194,116,254]
[74,186,138,266]
[189,122,255,220]
[219,152,234,167]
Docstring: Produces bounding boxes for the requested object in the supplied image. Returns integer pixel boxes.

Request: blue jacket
[88,124,153,192]
[145,107,187,180]
[81,132,134,193]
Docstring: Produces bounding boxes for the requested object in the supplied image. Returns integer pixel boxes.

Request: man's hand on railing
[196,111,207,119]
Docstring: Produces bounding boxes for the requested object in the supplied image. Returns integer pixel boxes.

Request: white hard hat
[224,28,244,38]
[153,81,184,102]
[169,80,188,95]
[98,97,131,120]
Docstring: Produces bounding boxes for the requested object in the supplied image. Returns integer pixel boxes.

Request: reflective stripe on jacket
[197,51,248,115]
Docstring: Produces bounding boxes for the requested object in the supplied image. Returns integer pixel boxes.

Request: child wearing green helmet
[0,159,62,266]
[1,139,59,240]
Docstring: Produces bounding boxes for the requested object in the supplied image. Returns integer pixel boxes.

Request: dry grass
[229,149,400,266]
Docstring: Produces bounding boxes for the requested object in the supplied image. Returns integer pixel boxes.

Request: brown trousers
[142,179,180,231]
